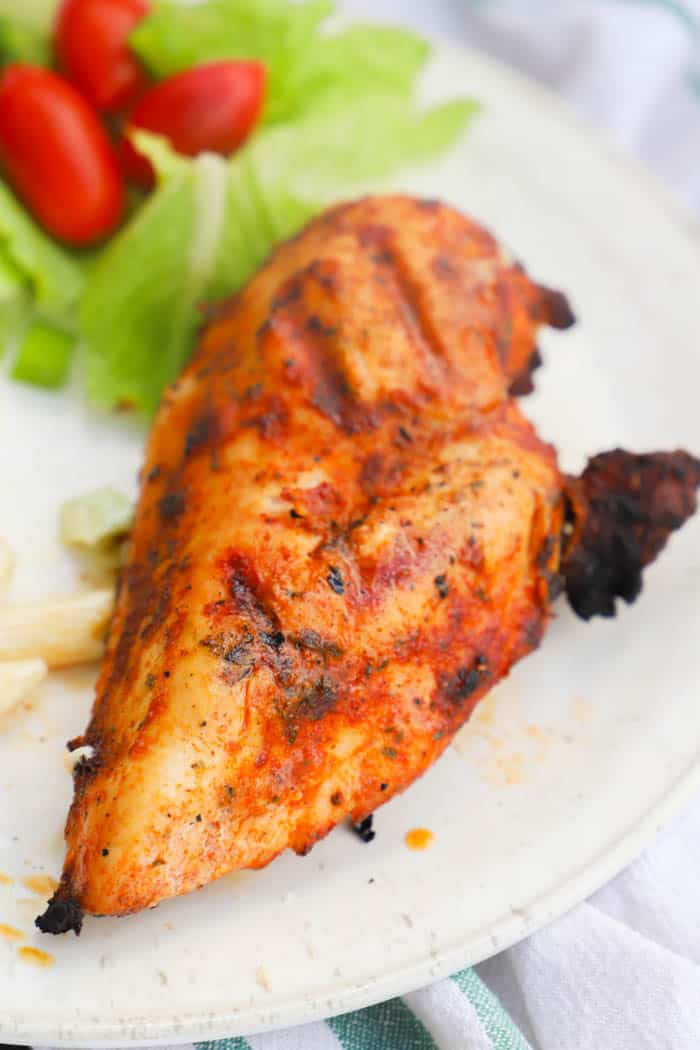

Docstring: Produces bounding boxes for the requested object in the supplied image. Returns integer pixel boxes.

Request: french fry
[0,538,15,597]
[0,589,114,668]
[0,658,48,716]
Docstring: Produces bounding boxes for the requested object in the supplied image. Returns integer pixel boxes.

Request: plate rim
[4,38,700,1048]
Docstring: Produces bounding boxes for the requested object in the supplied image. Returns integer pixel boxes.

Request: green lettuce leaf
[0,13,50,66]
[0,13,50,65]
[11,319,75,388]
[0,181,84,320]
[0,180,84,362]
[0,262,25,359]
[246,94,479,194]
[0,0,58,31]
[82,155,207,413]
[0,244,25,303]
[286,24,429,118]
[82,86,478,415]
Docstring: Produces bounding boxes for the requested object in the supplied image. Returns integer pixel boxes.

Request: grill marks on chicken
[36,196,698,933]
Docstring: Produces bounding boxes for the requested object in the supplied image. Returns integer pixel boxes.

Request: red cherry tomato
[121,61,266,187]
[56,0,150,114]
[0,65,124,246]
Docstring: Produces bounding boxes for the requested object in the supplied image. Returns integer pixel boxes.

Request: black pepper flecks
[305,315,339,338]
[223,641,251,665]
[259,630,285,649]
[434,574,449,599]
[446,655,489,703]
[158,490,186,521]
[352,815,375,843]
[327,566,345,595]
[291,629,343,658]
[295,675,339,724]
[184,412,216,457]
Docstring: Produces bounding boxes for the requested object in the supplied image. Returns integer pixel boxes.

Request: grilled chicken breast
[38,196,699,932]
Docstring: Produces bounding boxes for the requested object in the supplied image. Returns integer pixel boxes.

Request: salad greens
[0,247,24,304]
[0,180,83,378]
[82,142,220,414]
[12,319,75,387]
[0,0,57,30]
[0,0,55,66]
[0,181,83,319]
[0,0,479,417]
[0,13,51,66]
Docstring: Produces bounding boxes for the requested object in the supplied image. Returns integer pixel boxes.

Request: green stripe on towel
[197,1038,252,1050]
[452,969,531,1050]
[329,996,439,1049]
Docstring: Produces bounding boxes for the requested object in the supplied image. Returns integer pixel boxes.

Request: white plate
[1,41,699,1048]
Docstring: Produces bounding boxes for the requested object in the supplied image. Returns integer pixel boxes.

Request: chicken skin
[38,197,700,932]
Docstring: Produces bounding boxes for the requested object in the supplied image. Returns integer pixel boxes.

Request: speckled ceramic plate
[1,37,699,1049]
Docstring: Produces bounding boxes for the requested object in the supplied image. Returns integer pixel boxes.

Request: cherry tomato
[56,0,150,114]
[0,65,124,246]
[121,61,266,187]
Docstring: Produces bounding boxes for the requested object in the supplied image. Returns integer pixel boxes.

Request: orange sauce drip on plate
[18,946,55,968]
[0,923,22,940]
[21,875,58,897]
[405,828,434,851]
[0,873,12,886]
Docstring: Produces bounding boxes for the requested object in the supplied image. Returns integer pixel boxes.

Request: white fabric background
[356,0,700,217]
[349,1,700,1046]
